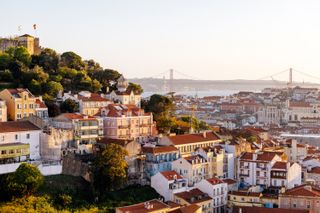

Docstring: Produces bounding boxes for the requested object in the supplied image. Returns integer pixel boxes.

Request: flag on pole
[33,24,37,30]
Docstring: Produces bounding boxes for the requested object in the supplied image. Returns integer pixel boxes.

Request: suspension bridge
[143,68,320,93]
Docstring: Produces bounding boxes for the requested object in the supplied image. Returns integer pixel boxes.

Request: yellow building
[0,88,46,121]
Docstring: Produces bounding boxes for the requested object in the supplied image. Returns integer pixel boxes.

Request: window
[26,134,30,139]
[29,104,33,109]
[17,104,21,109]
[24,104,27,109]
[15,134,18,140]
[1,150,6,155]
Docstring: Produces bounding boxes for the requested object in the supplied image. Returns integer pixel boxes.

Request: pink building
[97,104,155,140]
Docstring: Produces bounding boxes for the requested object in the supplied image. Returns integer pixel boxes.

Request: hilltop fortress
[0,34,41,55]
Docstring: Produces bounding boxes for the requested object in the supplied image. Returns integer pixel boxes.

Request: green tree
[144,94,173,120]
[44,81,63,97]
[93,69,121,92]
[0,53,13,70]
[6,163,44,197]
[60,51,85,70]
[60,99,79,113]
[91,79,102,92]
[156,116,174,134]
[0,70,13,82]
[37,48,59,73]
[28,79,42,95]
[93,143,128,194]
[127,82,143,94]
[7,47,32,66]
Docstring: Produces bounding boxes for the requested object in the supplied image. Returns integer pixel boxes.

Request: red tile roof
[223,179,237,185]
[58,113,96,121]
[256,152,278,162]
[79,93,110,102]
[117,199,169,213]
[142,146,178,154]
[206,177,224,185]
[282,185,320,197]
[174,189,211,204]
[168,132,220,145]
[309,167,320,174]
[160,171,184,181]
[272,161,287,170]
[0,121,40,133]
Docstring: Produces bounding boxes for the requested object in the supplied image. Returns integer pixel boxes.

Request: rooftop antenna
[18,25,22,34]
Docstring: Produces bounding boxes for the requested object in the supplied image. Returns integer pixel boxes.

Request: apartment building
[282,139,307,162]
[106,75,141,107]
[77,91,111,116]
[195,146,235,179]
[99,104,154,140]
[238,152,283,187]
[174,189,213,213]
[0,88,47,121]
[195,178,228,213]
[0,99,7,121]
[143,146,179,178]
[279,185,320,213]
[0,121,42,174]
[151,170,188,201]
[159,132,222,157]
[270,161,301,189]
[172,155,209,187]
[52,113,103,154]
[257,105,282,125]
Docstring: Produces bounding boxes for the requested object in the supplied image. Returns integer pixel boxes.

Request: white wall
[0,130,41,160]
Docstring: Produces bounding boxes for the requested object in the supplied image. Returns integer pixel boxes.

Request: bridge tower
[288,68,293,88]
[169,69,174,93]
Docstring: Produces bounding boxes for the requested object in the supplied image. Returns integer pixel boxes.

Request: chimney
[304,185,312,191]
[203,131,207,138]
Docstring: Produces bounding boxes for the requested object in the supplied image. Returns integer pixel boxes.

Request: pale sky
[2,0,320,82]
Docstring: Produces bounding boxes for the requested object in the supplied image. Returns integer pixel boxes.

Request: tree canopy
[92,143,128,195]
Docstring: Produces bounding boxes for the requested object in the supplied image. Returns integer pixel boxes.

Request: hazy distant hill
[129,78,320,92]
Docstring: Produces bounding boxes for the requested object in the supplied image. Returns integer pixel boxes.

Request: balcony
[239,173,249,177]
[118,124,130,129]
[0,143,30,159]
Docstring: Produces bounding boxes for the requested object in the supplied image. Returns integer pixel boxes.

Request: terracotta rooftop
[223,179,237,185]
[160,171,184,181]
[282,185,320,197]
[239,152,253,161]
[206,177,224,185]
[0,121,40,133]
[256,152,278,162]
[272,161,287,170]
[167,132,220,145]
[55,113,96,121]
[6,88,34,98]
[168,204,201,213]
[184,155,207,164]
[309,167,320,174]
[233,206,312,213]
[116,199,170,213]
[289,101,311,108]
[142,146,178,154]
[174,189,212,204]
[79,93,110,102]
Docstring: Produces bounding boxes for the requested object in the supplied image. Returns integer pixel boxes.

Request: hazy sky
[2,0,320,81]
